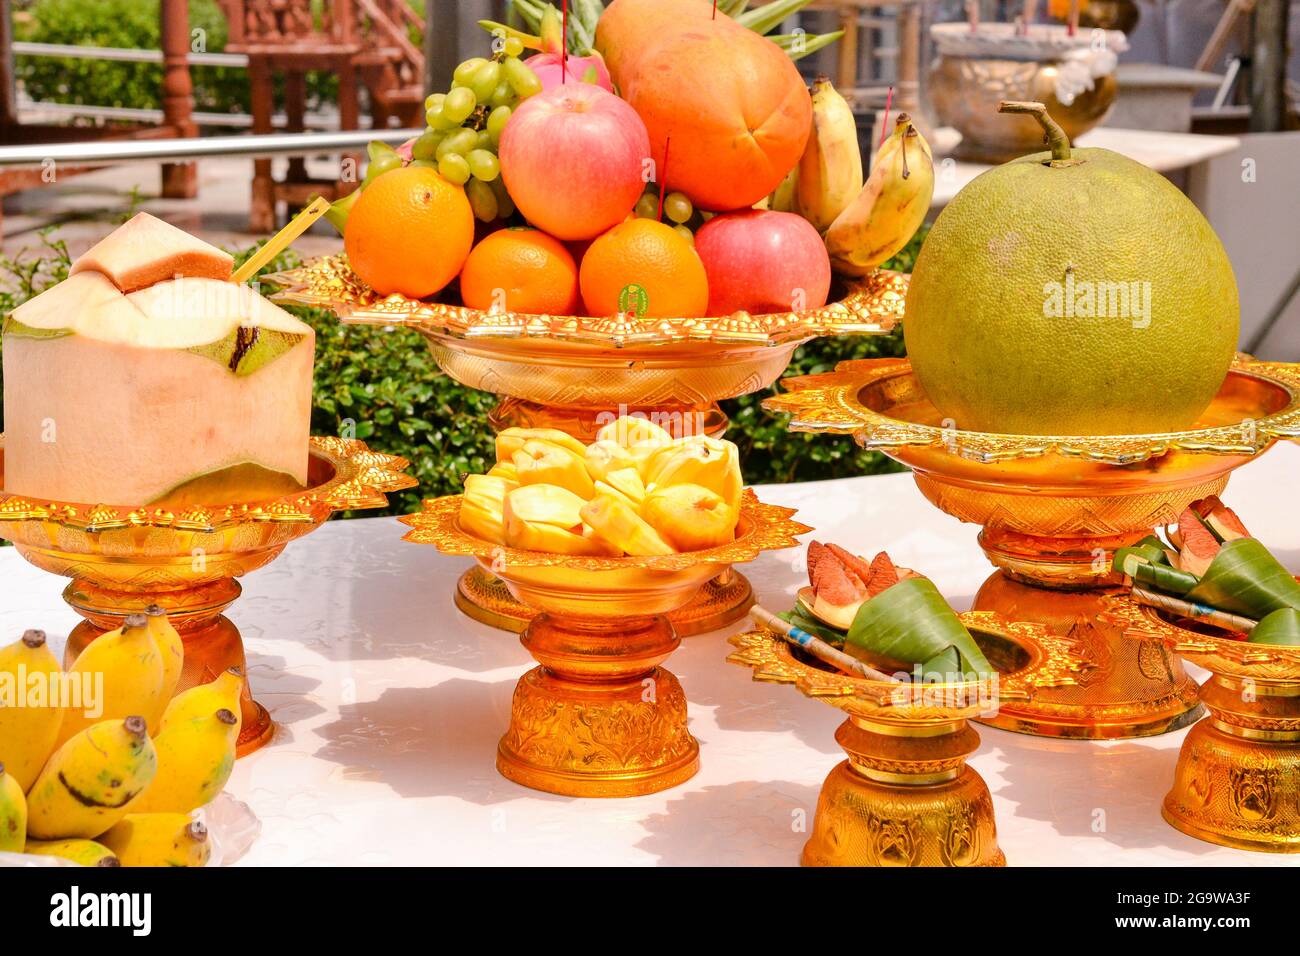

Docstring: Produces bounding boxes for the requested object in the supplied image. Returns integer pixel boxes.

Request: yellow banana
[504,484,609,555]
[26,716,157,840]
[643,483,737,552]
[644,436,743,507]
[161,667,243,735]
[143,606,184,703]
[100,814,210,868]
[0,628,64,791]
[513,440,596,498]
[58,613,167,746]
[0,763,26,852]
[460,474,514,545]
[25,838,120,867]
[496,427,585,463]
[581,494,676,556]
[131,709,237,814]
[795,75,864,233]
[770,165,799,212]
[824,113,934,276]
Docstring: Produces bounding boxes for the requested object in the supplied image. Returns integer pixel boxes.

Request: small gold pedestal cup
[0,436,415,756]
[401,489,810,797]
[764,356,1300,739]
[1115,601,1300,853]
[266,256,906,637]
[729,611,1085,866]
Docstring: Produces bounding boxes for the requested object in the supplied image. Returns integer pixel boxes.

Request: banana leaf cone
[779,605,851,645]
[844,577,994,680]
[1185,538,1300,619]
[1249,607,1300,646]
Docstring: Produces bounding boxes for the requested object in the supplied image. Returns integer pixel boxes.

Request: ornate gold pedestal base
[456,565,754,637]
[497,615,700,798]
[972,573,1203,739]
[802,718,1005,867]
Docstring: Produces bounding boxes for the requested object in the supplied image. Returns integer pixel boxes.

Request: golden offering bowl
[1116,602,1300,853]
[728,612,1084,866]
[765,356,1300,739]
[266,255,906,637]
[401,489,810,797]
[0,437,415,756]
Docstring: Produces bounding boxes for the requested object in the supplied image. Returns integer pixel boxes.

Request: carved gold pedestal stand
[765,356,1300,738]
[1119,604,1300,852]
[267,256,905,636]
[0,437,414,756]
[402,490,809,796]
[729,612,1082,865]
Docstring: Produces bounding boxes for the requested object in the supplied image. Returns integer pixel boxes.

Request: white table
[3,442,1298,867]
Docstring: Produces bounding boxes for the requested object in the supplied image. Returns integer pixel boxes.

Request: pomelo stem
[998,100,1072,163]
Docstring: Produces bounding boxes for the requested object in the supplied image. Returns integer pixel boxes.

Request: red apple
[694,210,832,316]
[499,84,650,241]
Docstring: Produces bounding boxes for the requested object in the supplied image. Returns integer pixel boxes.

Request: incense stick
[749,605,901,682]
[1131,587,1257,634]
[232,196,331,284]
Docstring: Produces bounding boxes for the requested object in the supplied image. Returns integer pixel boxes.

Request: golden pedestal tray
[402,489,809,797]
[764,356,1300,739]
[728,611,1083,865]
[265,255,904,636]
[0,436,415,756]
[1117,602,1300,852]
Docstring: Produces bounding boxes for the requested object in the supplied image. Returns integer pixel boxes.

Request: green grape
[473,130,492,152]
[503,57,543,98]
[664,192,693,225]
[466,178,500,222]
[490,177,515,218]
[504,37,525,57]
[363,153,402,186]
[436,128,479,160]
[469,61,502,102]
[487,106,512,143]
[467,149,500,182]
[488,81,515,110]
[635,194,659,219]
[409,158,437,169]
[673,225,695,246]
[444,87,477,124]
[425,103,454,130]
[367,140,397,163]
[439,153,472,185]
[410,130,443,162]
[423,92,446,112]
[453,57,488,87]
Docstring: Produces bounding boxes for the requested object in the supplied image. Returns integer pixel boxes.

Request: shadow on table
[984,727,1219,856]
[634,779,820,866]
[309,677,566,805]
[242,648,326,748]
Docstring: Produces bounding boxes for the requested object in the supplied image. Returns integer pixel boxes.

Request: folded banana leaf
[779,605,850,646]
[1249,607,1300,646]
[1185,538,1300,619]
[845,577,993,679]
[1130,559,1199,596]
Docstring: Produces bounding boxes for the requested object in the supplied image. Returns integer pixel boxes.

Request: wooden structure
[807,0,924,119]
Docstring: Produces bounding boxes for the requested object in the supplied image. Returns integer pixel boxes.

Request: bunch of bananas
[0,615,244,867]
[773,75,935,274]
[460,416,744,556]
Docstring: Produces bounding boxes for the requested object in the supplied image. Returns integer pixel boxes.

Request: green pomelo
[904,139,1238,436]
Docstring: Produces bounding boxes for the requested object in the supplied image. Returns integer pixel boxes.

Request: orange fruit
[344,166,474,298]
[459,228,580,315]
[578,219,709,319]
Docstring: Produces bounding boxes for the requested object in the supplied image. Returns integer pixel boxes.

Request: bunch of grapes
[633,185,712,244]
[403,37,543,222]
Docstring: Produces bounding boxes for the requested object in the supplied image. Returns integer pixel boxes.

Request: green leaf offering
[1131,560,1199,596]
[1249,607,1300,646]
[779,605,849,646]
[1185,538,1300,619]
[844,577,993,679]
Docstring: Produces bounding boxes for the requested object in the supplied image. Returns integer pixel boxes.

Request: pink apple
[694,210,832,316]
[525,52,614,93]
[499,84,650,241]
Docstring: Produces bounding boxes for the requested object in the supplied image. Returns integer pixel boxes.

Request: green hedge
[0,228,922,518]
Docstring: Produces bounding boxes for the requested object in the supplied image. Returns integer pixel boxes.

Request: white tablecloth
[3,442,1299,867]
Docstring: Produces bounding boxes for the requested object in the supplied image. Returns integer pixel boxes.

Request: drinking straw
[232,196,331,284]
[966,0,980,31]
[1131,587,1258,634]
[749,605,901,681]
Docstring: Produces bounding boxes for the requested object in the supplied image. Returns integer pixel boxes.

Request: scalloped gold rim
[727,610,1087,716]
[763,356,1300,465]
[263,255,907,347]
[1108,598,1300,679]
[0,435,416,533]
[400,487,810,571]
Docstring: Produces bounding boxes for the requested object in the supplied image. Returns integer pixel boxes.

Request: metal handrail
[11,41,249,67]
[0,129,422,167]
